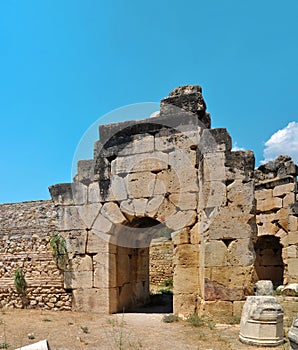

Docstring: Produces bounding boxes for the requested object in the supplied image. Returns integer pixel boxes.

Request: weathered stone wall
[149,240,173,287]
[49,85,257,317]
[0,200,72,310]
[2,85,296,318]
[254,155,298,285]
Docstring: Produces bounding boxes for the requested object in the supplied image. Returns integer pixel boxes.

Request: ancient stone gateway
[49,85,257,317]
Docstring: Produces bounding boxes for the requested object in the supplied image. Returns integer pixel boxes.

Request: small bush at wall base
[0,342,9,349]
[186,313,205,327]
[162,314,179,323]
[50,233,68,270]
[161,277,173,288]
[14,268,27,295]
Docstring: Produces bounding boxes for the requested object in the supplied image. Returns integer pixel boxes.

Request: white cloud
[262,121,298,164]
[149,111,160,118]
[232,142,245,151]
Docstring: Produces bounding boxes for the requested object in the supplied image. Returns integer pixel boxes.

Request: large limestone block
[86,230,112,254]
[190,222,201,245]
[257,221,279,236]
[204,266,254,301]
[60,230,87,255]
[169,192,198,210]
[224,150,255,181]
[78,203,102,229]
[286,245,298,259]
[207,205,255,239]
[205,240,227,267]
[173,293,198,318]
[171,227,190,245]
[165,210,196,231]
[50,182,87,206]
[88,182,101,203]
[126,172,155,198]
[69,255,93,272]
[257,197,283,212]
[76,159,95,184]
[111,152,168,174]
[275,207,289,231]
[174,266,199,294]
[273,183,295,197]
[155,198,177,223]
[64,270,93,289]
[109,175,128,201]
[155,130,199,153]
[173,243,199,267]
[289,231,298,245]
[199,180,226,208]
[202,152,226,182]
[156,168,198,194]
[239,296,284,347]
[101,202,126,225]
[227,238,255,267]
[168,149,197,171]
[233,301,246,318]
[64,255,93,289]
[120,199,135,220]
[57,206,85,230]
[288,258,298,278]
[255,188,273,201]
[92,212,113,233]
[227,180,254,206]
[202,301,233,318]
[289,215,298,232]
[132,198,148,217]
[199,128,232,153]
[117,134,154,156]
[72,288,109,313]
[88,177,128,203]
[93,252,117,288]
[145,195,164,217]
[284,192,296,207]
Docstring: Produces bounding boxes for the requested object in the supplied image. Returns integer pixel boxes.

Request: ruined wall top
[98,85,210,147]
[255,155,298,186]
[160,84,211,128]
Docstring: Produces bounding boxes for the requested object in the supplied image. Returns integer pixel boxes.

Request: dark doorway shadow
[124,293,173,314]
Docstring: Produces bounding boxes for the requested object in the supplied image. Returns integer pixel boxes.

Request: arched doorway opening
[254,235,284,286]
[111,218,173,312]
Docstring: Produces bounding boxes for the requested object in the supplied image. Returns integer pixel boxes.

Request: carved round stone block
[239,296,284,347]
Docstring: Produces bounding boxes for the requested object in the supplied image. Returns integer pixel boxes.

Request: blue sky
[1,0,298,203]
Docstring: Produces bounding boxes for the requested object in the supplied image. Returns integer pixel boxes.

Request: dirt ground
[0,297,297,350]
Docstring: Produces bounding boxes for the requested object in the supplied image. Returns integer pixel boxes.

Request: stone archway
[254,235,284,286]
[109,217,172,312]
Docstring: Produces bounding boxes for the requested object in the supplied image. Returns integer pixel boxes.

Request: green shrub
[0,342,9,349]
[50,233,68,270]
[158,288,173,295]
[161,277,173,288]
[14,268,27,295]
[162,314,179,323]
[186,313,205,327]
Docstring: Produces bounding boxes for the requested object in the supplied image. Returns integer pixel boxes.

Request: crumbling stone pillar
[198,130,257,316]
